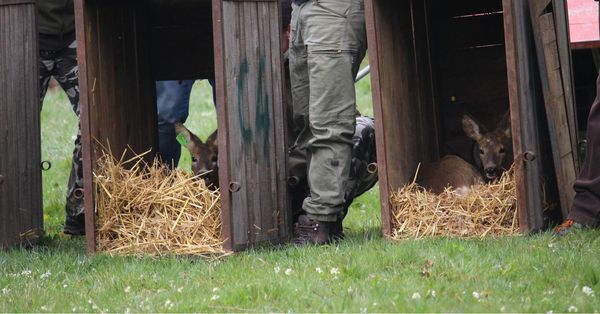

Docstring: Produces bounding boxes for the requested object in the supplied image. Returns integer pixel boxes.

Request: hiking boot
[63,214,86,236]
[553,219,583,236]
[330,219,345,241]
[292,215,332,245]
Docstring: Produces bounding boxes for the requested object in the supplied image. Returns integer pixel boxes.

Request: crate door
[213,0,289,250]
[0,0,42,248]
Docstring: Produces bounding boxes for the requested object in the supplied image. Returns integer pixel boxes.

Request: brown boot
[330,219,345,241]
[293,215,332,245]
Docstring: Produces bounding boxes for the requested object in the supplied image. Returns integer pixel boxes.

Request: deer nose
[484,167,499,179]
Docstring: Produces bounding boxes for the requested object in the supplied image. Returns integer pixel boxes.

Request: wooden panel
[529,0,579,218]
[76,0,157,252]
[367,0,438,236]
[214,0,288,250]
[0,2,42,248]
[503,0,555,232]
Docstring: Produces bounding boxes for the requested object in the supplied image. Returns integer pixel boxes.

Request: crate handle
[229,182,241,193]
[523,151,537,162]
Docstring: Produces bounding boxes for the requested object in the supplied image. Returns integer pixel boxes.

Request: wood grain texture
[0,2,42,248]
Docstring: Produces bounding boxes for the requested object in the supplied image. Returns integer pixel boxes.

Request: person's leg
[39,50,55,107]
[569,73,600,225]
[53,40,85,234]
[156,80,195,168]
[301,0,366,222]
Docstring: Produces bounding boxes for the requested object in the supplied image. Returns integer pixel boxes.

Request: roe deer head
[462,113,512,182]
[174,123,219,189]
[416,155,483,196]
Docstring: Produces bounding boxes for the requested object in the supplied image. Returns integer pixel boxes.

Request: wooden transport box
[365,0,580,235]
[75,0,289,252]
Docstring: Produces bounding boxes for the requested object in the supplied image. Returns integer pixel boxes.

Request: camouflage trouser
[289,0,367,222]
[39,40,84,218]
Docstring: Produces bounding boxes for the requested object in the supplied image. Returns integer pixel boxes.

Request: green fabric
[289,0,367,222]
[38,0,75,49]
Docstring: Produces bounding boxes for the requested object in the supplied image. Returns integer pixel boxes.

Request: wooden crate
[365,0,579,234]
[0,0,42,248]
[75,0,289,252]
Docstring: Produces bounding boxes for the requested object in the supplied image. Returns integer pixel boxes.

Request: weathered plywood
[0,0,42,248]
[213,0,288,250]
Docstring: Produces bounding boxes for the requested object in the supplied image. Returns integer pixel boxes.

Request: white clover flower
[72,307,77,312]
[583,286,594,296]
[21,270,32,276]
[568,305,578,313]
[546,311,553,314]
[347,287,354,293]
[500,306,506,312]
[411,292,421,300]
[164,300,174,309]
[2,288,10,295]
[40,271,51,280]
[212,287,220,293]
[211,294,220,301]
[177,287,183,293]
[41,305,48,311]
[285,268,293,276]
[430,290,436,298]
[330,268,340,276]
[315,267,323,274]
[274,266,281,274]
[472,291,480,299]
[124,286,131,293]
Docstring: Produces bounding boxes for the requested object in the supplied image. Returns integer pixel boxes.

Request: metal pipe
[355,65,371,82]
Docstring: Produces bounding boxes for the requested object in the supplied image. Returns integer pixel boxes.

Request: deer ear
[462,114,482,141]
[499,111,512,138]
[206,130,219,152]
[174,122,200,151]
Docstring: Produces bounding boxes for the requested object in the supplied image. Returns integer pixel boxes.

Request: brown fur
[174,123,219,189]
[417,155,483,195]
[462,113,513,182]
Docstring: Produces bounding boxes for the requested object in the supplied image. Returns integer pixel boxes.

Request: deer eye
[479,149,484,155]
[191,156,197,162]
[499,148,506,154]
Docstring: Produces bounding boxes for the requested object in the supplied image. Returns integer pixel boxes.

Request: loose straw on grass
[390,166,518,240]
[93,148,227,257]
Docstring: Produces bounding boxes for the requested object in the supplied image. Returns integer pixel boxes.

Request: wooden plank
[217,0,287,250]
[212,0,234,251]
[75,0,98,253]
[529,0,579,218]
[0,2,42,248]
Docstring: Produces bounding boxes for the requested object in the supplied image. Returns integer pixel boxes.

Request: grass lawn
[2,77,600,312]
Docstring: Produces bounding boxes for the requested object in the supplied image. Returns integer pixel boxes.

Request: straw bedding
[390,166,518,240]
[93,149,226,257]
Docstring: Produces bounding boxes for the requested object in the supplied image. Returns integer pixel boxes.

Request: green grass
[2,77,600,312]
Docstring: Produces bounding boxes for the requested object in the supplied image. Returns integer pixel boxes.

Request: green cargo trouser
[289,0,367,222]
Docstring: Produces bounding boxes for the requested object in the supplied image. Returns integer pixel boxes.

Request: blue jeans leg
[156,80,195,168]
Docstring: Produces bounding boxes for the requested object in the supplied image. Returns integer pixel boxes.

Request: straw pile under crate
[93,149,226,257]
[390,167,518,240]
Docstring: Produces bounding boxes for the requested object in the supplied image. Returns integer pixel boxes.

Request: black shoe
[292,215,333,245]
[63,215,85,236]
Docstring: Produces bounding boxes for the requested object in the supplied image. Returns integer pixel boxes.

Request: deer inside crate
[175,123,219,189]
[417,113,513,195]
